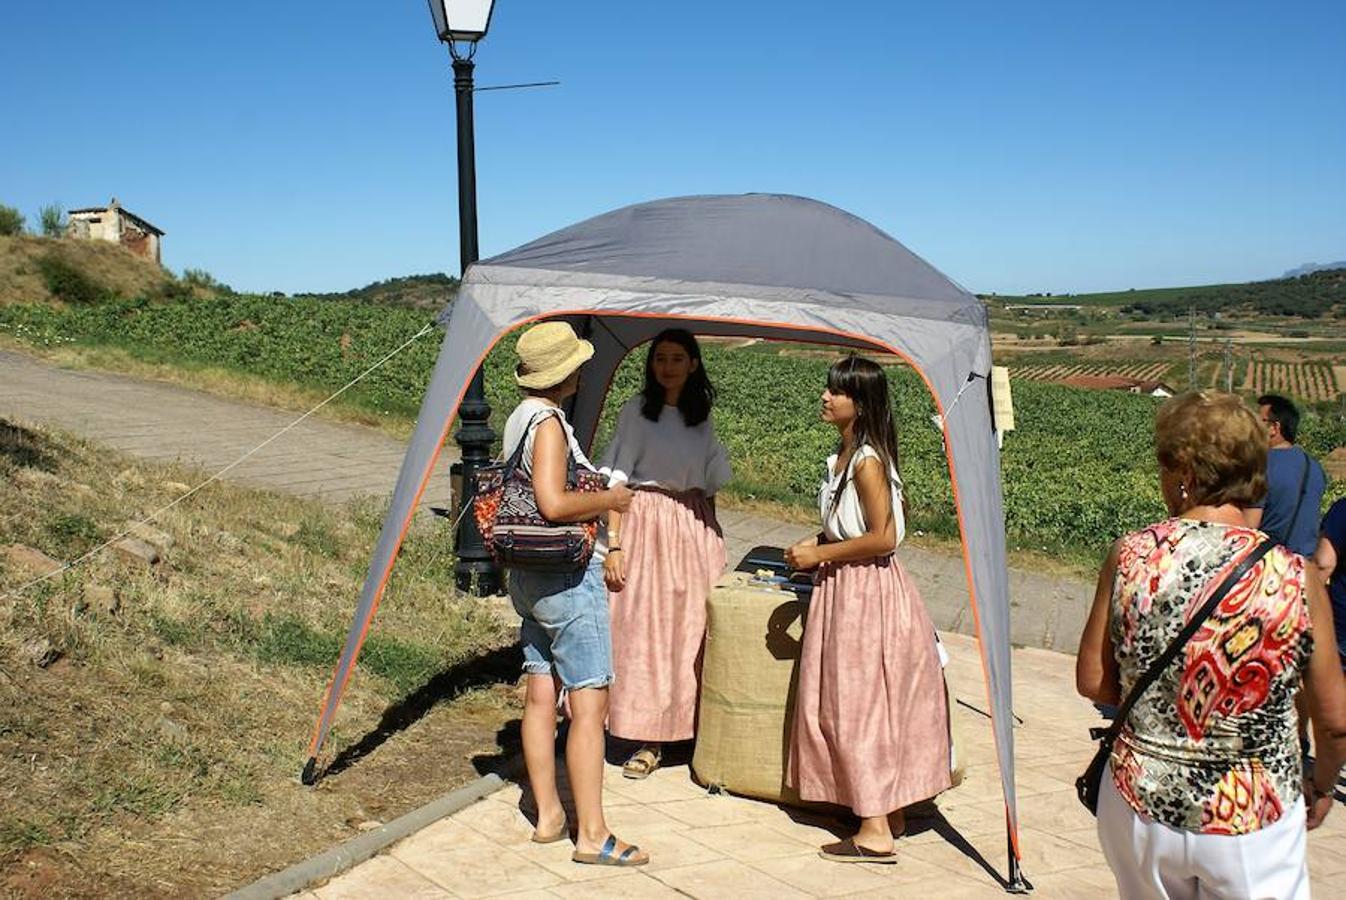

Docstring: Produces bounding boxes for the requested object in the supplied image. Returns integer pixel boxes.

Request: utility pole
[1222,339,1234,392]
[1187,306,1198,390]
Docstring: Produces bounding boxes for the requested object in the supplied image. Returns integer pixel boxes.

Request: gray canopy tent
[306,194,1027,890]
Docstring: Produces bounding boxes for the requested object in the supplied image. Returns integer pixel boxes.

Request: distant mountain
[1284,261,1346,278]
[296,273,458,311]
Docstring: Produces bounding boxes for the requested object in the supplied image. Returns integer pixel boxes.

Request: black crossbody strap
[1097,536,1276,746]
[1278,453,1313,545]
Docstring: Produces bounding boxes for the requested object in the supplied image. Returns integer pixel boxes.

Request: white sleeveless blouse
[818,444,905,545]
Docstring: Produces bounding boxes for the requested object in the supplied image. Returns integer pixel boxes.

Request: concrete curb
[223,772,505,900]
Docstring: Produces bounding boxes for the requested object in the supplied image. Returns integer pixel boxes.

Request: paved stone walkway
[0,349,1092,651]
[0,349,454,506]
[300,631,1346,898]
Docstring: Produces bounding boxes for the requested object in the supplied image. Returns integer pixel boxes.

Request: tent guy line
[0,322,437,602]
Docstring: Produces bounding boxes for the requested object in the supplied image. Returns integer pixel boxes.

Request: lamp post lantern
[428,0,500,595]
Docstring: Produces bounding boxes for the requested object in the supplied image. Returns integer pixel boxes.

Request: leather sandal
[622,746,661,780]
[818,837,897,864]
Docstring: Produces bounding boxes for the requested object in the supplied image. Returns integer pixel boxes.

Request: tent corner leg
[1005,838,1032,893]
[300,757,317,786]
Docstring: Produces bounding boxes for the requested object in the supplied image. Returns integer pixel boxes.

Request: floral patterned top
[1108,518,1311,835]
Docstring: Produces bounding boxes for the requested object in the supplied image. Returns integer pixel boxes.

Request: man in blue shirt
[1244,394,1326,556]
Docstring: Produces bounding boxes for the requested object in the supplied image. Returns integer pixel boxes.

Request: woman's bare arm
[1076,541,1122,705]
[1302,575,1346,828]
[532,417,631,522]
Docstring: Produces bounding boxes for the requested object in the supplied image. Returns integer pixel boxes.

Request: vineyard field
[1014,362,1171,383]
[2,295,1343,564]
[1240,360,1342,402]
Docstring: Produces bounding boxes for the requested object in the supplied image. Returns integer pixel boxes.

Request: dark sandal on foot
[572,834,648,867]
[622,747,661,780]
[819,838,897,864]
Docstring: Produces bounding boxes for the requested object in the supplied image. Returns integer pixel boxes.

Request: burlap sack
[693,571,965,804]
[692,571,810,805]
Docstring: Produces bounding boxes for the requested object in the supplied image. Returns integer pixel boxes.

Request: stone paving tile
[313,854,452,899]
[634,830,729,873]
[655,795,784,828]
[602,800,690,835]
[649,858,811,899]
[845,872,1002,898]
[603,771,714,805]
[681,821,819,862]
[549,872,686,898]
[389,817,498,858]
[454,797,546,848]
[395,845,562,898]
[747,852,898,896]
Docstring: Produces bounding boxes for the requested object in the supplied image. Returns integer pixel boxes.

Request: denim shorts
[508,557,614,690]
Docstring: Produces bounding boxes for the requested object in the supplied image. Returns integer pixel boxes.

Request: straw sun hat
[514,321,595,389]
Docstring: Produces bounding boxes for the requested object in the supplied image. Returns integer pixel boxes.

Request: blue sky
[3,1,1343,295]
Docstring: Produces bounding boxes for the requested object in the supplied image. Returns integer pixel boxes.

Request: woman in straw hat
[599,328,731,780]
[503,321,647,867]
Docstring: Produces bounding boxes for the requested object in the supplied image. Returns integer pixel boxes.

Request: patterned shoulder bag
[472,409,607,574]
[1075,536,1275,815]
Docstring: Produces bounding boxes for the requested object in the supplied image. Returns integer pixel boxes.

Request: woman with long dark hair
[785,356,951,863]
[600,329,732,779]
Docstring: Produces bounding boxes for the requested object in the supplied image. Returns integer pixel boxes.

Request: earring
[1180,484,1189,501]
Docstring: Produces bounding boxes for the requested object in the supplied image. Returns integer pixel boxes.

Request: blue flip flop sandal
[572,834,648,866]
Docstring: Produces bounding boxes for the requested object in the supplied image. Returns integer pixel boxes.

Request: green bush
[36,254,104,304]
[38,204,64,238]
[182,268,233,294]
[0,204,25,236]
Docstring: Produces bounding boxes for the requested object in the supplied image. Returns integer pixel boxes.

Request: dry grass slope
[0,235,175,306]
[0,418,518,897]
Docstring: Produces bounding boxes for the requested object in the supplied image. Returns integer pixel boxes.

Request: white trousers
[1097,765,1309,900]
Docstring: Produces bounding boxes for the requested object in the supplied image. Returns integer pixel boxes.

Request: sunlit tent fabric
[307,194,1025,886]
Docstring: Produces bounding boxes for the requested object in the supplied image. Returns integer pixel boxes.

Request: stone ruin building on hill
[65,198,164,264]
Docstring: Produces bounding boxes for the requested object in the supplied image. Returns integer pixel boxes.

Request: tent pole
[1006,829,1031,893]
[450,54,500,596]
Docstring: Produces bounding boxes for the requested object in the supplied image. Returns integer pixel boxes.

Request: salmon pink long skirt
[607,489,725,742]
[788,555,952,817]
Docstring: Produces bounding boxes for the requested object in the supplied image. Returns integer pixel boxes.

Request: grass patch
[0,422,514,892]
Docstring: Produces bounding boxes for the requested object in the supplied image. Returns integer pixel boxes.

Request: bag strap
[1275,452,1313,546]
[1094,536,1276,746]
[503,407,588,484]
[502,408,560,475]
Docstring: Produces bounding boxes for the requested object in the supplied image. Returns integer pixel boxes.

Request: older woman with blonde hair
[1077,391,1346,899]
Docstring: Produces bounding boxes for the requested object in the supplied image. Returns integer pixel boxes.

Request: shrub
[38,204,65,238]
[182,268,232,294]
[0,204,24,236]
[36,254,104,304]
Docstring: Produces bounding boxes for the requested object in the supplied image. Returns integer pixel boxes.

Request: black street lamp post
[427,0,500,595]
